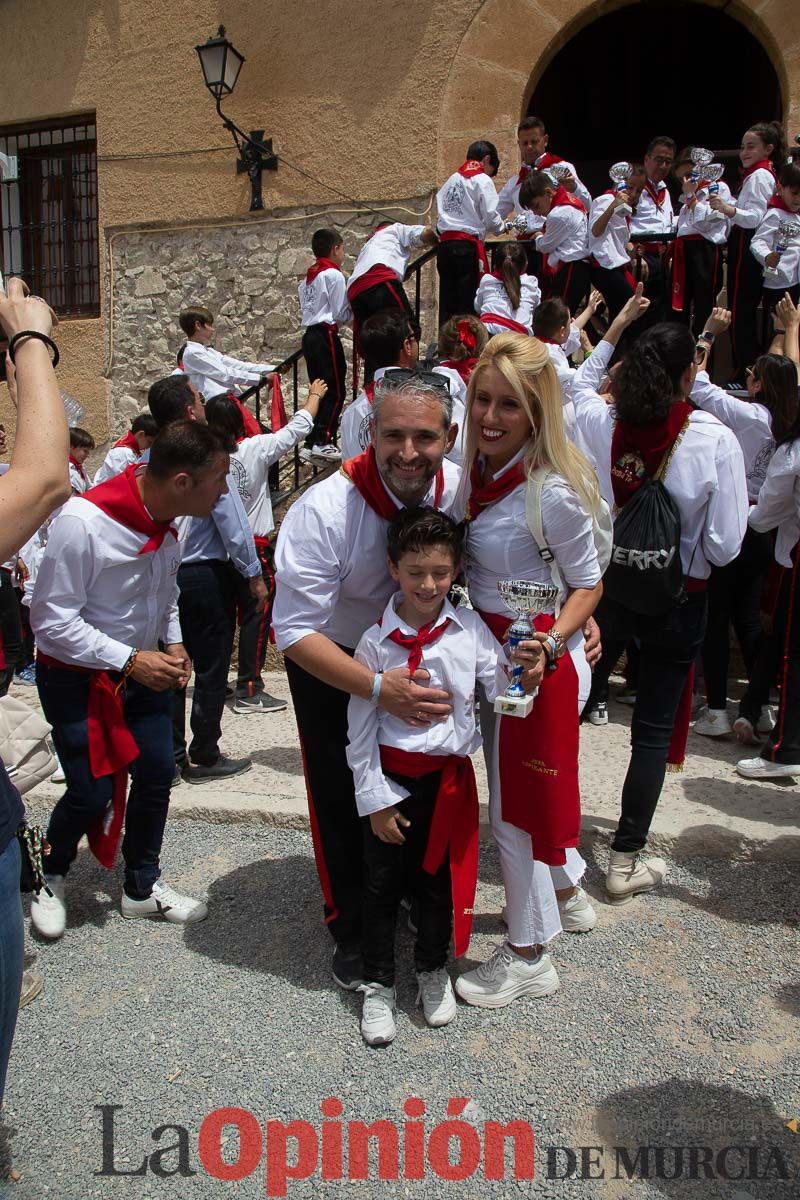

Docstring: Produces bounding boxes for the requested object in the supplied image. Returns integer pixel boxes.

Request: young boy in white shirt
[178,305,277,403]
[298,228,352,463]
[751,162,800,319]
[346,507,523,1047]
[519,170,590,312]
[588,164,646,319]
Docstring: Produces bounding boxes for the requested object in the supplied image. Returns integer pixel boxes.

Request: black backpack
[603,420,689,617]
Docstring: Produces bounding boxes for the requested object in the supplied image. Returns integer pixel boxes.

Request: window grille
[0,115,99,317]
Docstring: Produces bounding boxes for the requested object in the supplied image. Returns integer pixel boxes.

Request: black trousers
[728,226,764,376]
[300,324,347,448]
[0,572,23,696]
[350,280,415,330]
[634,248,671,331]
[362,770,452,986]
[761,283,800,339]
[589,263,636,321]
[761,547,800,765]
[172,560,237,767]
[701,527,773,711]
[669,239,723,337]
[234,537,276,697]
[588,592,708,853]
[547,258,590,312]
[437,240,481,328]
[284,654,362,951]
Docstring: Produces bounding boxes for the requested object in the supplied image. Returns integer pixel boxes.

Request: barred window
[0,115,99,318]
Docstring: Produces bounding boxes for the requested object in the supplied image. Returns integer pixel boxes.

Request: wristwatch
[697,330,715,345]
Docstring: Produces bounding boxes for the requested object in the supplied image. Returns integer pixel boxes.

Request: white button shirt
[528,205,588,267]
[751,208,800,290]
[588,194,631,269]
[474,273,541,333]
[732,167,775,231]
[347,594,505,815]
[572,340,749,576]
[230,410,314,537]
[436,171,506,239]
[298,267,352,327]
[181,341,277,402]
[675,182,732,246]
[348,224,426,289]
[690,371,774,501]
[749,439,800,567]
[629,181,675,237]
[94,445,138,485]
[273,458,461,652]
[31,495,182,672]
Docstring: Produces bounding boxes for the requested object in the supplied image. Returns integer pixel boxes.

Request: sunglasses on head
[381,367,451,394]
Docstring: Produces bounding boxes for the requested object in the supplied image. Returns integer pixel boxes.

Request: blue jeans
[0,836,23,1109]
[37,664,174,898]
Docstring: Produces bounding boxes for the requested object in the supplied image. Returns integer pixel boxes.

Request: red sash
[113,431,140,453]
[478,610,579,866]
[479,313,529,336]
[347,264,401,302]
[37,652,140,870]
[379,746,479,957]
[670,234,705,311]
[465,458,527,522]
[457,160,485,179]
[69,455,88,485]
[228,392,262,439]
[440,357,476,385]
[341,447,445,519]
[440,231,489,275]
[305,257,342,285]
[270,374,288,432]
[80,465,178,554]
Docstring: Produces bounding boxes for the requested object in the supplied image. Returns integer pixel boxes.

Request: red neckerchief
[387,616,452,675]
[341,447,445,519]
[270,375,288,432]
[535,152,564,171]
[440,357,476,385]
[113,431,140,453]
[364,382,375,406]
[768,195,796,213]
[466,457,527,522]
[69,455,88,484]
[644,180,668,210]
[742,158,775,181]
[610,402,692,508]
[457,160,485,179]
[80,464,178,554]
[227,392,262,439]
[516,163,532,186]
[305,257,342,284]
[550,185,586,213]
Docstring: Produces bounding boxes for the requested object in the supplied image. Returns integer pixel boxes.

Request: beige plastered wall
[0,0,795,440]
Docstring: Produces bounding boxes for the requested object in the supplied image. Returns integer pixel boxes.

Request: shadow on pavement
[682,776,800,826]
[774,982,800,1017]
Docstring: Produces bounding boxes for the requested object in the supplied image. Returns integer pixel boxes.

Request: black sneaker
[171,767,183,788]
[233,691,288,715]
[182,755,253,784]
[332,946,365,991]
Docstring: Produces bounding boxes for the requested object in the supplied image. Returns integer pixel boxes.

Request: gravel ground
[5,812,800,1200]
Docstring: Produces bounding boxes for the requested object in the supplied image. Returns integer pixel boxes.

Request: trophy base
[494,692,534,719]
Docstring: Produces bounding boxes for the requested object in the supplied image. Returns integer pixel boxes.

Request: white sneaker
[416,968,456,1027]
[557,886,598,932]
[587,702,608,726]
[606,850,667,905]
[310,444,342,463]
[120,880,208,924]
[757,706,776,734]
[733,716,760,746]
[50,758,65,784]
[360,983,397,1046]
[30,875,66,939]
[298,446,314,464]
[736,757,800,781]
[693,706,732,737]
[454,942,559,1009]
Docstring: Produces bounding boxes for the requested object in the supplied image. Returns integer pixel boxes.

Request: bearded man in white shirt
[29,422,230,941]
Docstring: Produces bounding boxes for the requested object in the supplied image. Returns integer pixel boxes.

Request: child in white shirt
[179,304,277,403]
[751,161,800,320]
[474,242,541,335]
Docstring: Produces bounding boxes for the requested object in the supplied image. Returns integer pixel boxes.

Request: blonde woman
[455,333,603,1008]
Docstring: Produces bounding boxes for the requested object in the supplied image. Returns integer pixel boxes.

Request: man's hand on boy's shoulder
[370,806,411,845]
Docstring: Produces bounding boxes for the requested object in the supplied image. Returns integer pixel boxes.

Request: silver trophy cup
[702,163,726,220]
[688,146,715,187]
[766,221,800,275]
[609,162,633,216]
[494,579,560,718]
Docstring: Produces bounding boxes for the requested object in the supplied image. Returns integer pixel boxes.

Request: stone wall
[107,198,438,435]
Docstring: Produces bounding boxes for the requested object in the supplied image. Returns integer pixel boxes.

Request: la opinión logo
[95,1098,535,1195]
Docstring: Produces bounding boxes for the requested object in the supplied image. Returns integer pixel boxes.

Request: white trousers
[482,635,589,948]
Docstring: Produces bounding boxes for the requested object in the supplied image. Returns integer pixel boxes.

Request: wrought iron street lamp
[195,26,277,211]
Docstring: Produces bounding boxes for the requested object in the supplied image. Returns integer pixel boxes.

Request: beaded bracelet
[7,330,60,368]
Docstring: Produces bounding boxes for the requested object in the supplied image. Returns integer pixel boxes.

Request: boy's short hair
[628,162,647,182]
[131,413,158,437]
[311,228,343,258]
[179,306,214,338]
[518,115,546,135]
[69,426,95,451]
[361,309,416,371]
[519,170,553,207]
[779,161,800,191]
[387,506,464,567]
[147,421,227,482]
[148,374,196,429]
[645,135,677,157]
[533,298,570,340]
[467,140,500,172]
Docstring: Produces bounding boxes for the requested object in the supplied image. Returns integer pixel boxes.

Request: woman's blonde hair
[464,333,600,515]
